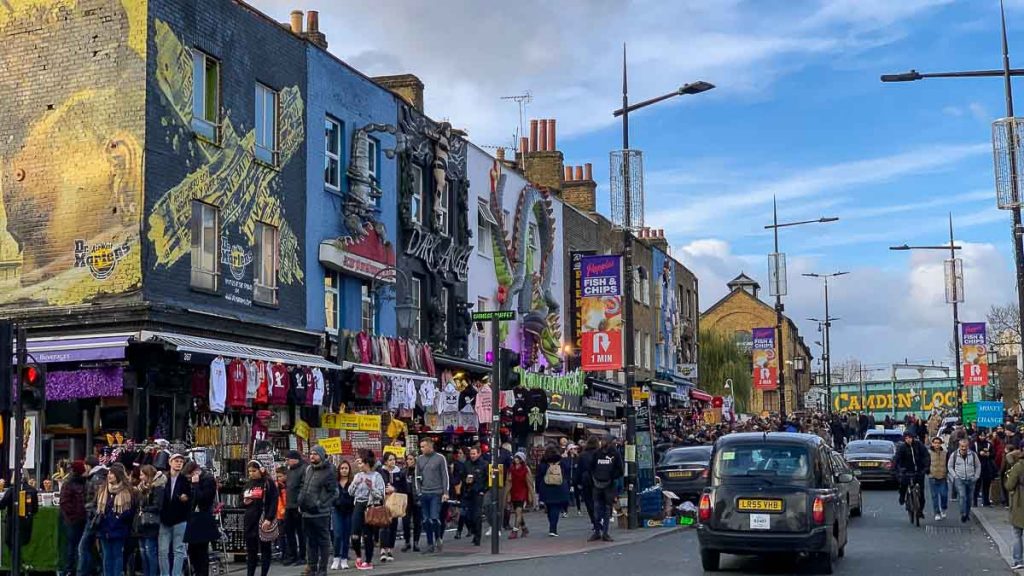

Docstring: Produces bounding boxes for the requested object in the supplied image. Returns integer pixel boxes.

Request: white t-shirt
[438,381,459,414]
[312,368,326,406]
[209,357,227,413]
[245,360,259,400]
[419,381,438,413]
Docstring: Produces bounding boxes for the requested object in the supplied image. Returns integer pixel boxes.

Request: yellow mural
[0,0,145,306]
[148,19,305,285]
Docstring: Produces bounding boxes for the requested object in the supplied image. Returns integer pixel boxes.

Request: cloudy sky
[253,0,1021,376]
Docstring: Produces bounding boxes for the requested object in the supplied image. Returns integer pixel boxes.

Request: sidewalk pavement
[227,511,682,575]
[972,504,1020,572]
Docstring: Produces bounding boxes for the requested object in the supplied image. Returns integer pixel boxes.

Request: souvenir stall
[582,377,625,437]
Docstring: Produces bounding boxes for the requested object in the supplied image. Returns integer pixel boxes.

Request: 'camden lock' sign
[404,227,471,281]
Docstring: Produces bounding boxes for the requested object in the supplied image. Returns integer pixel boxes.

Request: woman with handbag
[378,452,407,563]
[507,452,535,539]
[331,460,355,571]
[96,463,138,576]
[135,465,166,576]
[243,460,279,576]
[349,450,386,571]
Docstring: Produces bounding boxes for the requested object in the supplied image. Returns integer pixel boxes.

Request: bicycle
[906,480,923,527]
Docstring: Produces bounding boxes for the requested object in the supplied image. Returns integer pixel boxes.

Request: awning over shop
[18,333,134,364]
[143,331,341,370]
[341,361,437,384]
[587,378,623,395]
[547,410,611,428]
[433,354,492,375]
[690,388,713,402]
[649,381,676,394]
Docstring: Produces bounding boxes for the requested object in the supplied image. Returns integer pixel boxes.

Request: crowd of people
[46,435,626,575]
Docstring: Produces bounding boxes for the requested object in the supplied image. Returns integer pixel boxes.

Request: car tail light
[701,468,709,479]
[698,493,712,522]
[812,497,825,525]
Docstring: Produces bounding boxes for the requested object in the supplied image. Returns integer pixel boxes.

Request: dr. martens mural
[488,159,563,368]
[147,19,304,288]
[0,0,147,306]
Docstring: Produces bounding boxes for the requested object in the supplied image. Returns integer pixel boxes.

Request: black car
[697,433,851,574]
[656,445,713,502]
[843,440,897,485]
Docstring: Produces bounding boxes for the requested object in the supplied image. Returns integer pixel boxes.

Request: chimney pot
[519,137,529,159]
[496,147,505,161]
[290,10,303,34]
[546,119,556,151]
[574,165,584,180]
[538,119,548,152]
[529,120,539,153]
[584,162,593,181]
[565,166,574,181]
[307,10,319,32]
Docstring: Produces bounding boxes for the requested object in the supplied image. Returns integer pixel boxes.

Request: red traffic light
[23,365,39,386]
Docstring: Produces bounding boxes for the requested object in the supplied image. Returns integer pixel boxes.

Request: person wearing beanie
[283,450,306,565]
[159,452,191,576]
[59,460,88,575]
[298,445,337,575]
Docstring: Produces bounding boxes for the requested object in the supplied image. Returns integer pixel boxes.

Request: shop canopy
[143,331,341,370]
[649,381,677,394]
[547,410,612,428]
[690,388,713,402]
[341,361,437,384]
[15,333,133,364]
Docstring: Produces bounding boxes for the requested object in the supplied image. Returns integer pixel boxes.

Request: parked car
[656,445,713,502]
[829,450,863,517]
[864,429,904,444]
[843,440,898,485]
[697,433,851,574]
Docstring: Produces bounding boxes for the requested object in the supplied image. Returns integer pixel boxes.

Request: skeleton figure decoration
[341,123,397,245]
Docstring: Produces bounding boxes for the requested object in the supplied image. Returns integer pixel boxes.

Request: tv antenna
[501,91,532,153]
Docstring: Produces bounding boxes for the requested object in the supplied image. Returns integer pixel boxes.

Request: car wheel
[851,501,862,517]
[700,549,720,572]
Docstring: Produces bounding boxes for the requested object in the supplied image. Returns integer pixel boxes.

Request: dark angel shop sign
[404,226,471,281]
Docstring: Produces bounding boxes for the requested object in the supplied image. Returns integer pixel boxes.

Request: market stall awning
[588,378,623,395]
[649,381,676,394]
[17,333,135,364]
[547,410,611,428]
[433,354,492,376]
[341,361,437,384]
[143,331,340,370]
[690,388,713,402]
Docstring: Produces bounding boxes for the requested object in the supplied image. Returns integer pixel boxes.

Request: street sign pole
[12,326,26,576]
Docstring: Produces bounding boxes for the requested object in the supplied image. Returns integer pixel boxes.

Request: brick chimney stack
[562,161,597,213]
[639,227,670,251]
[373,74,425,113]
[289,10,303,34]
[520,118,564,194]
[305,10,328,49]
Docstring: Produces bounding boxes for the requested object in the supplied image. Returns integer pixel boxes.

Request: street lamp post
[764,198,838,420]
[371,266,415,339]
[881,1,1024,368]
[614,44,713,530]
[805,272,849,417]
[890,214,964,419]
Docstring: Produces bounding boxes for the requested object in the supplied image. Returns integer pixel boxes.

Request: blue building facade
[304,47,399,339]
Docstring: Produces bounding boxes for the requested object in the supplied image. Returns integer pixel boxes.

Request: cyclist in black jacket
[895,430,930,517]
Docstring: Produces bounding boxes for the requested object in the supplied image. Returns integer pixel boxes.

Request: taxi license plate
[858,461,880,468]
[737,498,784,513]
[668,470,694,479]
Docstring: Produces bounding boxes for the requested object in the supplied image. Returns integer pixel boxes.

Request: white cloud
[685,237,1015,366]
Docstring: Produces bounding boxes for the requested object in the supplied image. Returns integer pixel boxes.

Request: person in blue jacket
[96,463,138,576]
[535,445,571,536]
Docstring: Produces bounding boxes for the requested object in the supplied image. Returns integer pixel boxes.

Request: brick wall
[0,0,147,316]
[143,0,308,328]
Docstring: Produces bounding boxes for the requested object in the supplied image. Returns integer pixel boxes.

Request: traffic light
[21,362,44,407]
[499,348,520,390]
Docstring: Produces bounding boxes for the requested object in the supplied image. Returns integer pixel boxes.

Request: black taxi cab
[696,433,851,574]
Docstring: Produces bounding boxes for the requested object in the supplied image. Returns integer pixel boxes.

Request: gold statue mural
[0,0,146,306]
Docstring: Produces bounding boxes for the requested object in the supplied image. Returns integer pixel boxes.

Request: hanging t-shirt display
[524,387,548,433]
[191,367,209,399]
[311,368,325,406]
[457,403,479,431]
[254,361,270,405]
[475,384,493,424]
[419,381,438,413]
[458,385,477,411]
[269,363,289,405]
[303,367,316,406]
[290,368,309,405]
[209,357,227,413]
[244,360,259,401]
[226,358,248,409]
[510,404,529,441]
[438,382,460,414]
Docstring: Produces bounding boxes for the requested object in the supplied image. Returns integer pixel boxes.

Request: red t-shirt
[254,360,270,405]
[303,367,316,406]
[269,363,289,405]
[226,359,248,409]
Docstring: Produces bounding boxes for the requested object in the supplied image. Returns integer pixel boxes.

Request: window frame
[324,116,342,191]
[476,297,489,361]
[190,200,219,292]
[253,221,279,306]
[438,183,450,237]
[410,165,424,225]
[477,212,492,258]
[440,285,449,341]
[360,280,377,334]
[324,270,339,334]
[410,276,422,340]
[254,83,279,165]
[191,49,220,142]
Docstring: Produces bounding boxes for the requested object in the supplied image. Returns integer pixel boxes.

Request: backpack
[544,462,564,486]
[592,454,615,490]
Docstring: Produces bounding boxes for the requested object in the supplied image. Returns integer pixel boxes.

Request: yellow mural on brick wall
[147,19,305,286]
[0,0,146,307]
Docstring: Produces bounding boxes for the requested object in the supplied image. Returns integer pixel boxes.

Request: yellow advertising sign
[631,387,650,402]
[383,445,406,459]
[293,420,310,440]
[318,437,343,455]
[321,413,382,432]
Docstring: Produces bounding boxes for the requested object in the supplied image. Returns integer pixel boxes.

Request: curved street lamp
[371,266,416,339]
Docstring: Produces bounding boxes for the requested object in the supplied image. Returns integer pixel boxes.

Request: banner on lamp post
[752,327,778,390]
[579,255,624,371]
[961,322,989,387]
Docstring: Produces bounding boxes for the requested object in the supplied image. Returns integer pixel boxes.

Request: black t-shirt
[524,388,548,413]
[289,368,309,405]
[511,404,529,438]
[458,387,478,411]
